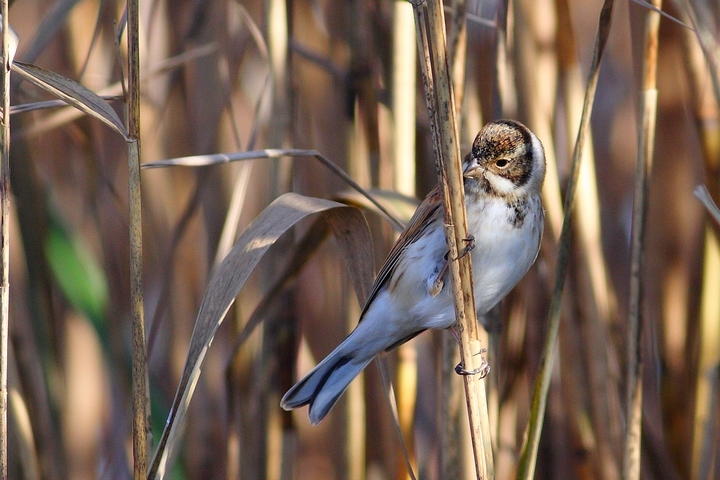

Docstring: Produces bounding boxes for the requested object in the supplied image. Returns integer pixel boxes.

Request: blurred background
[5,0,720,478]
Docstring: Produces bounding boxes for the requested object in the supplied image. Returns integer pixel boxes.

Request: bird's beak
[463,164,483,178]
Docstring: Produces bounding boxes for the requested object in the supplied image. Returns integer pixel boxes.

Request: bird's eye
[495,158,510,168]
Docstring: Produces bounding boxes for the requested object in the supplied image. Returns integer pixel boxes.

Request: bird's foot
[454,235,475,260]
[428,255,449,297]
[454,349,490,377]
[429,276,444,297]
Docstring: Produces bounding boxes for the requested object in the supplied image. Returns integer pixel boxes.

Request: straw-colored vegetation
[1,0,719,479]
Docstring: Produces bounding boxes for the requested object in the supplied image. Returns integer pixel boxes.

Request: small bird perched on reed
[281,119,546,425]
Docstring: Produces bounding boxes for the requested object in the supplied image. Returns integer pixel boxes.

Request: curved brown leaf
[148,192,373,479]
[10,61,129,140]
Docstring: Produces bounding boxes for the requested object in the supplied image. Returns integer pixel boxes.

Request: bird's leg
[429,236,475,297]
[454,350,490,377]
[454,235,475,260]
[428,251,450,297]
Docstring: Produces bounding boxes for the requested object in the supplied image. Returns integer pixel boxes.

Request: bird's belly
[467,196,542,314]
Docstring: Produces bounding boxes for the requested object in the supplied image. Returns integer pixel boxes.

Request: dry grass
[2,0,719,479]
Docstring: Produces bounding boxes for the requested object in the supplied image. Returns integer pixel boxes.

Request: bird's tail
[281,346,373,425]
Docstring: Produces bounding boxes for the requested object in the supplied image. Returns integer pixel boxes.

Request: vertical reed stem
[127,0,149,478]
[0,3,10,478]
[624,2,661,478]
[517,1,615,477]
[414,0,493,477]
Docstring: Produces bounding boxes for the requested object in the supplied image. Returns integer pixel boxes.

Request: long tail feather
[281,350,372,425]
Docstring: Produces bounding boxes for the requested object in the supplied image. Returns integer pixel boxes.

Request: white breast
[467,194,543,314]
[353,193,543,355]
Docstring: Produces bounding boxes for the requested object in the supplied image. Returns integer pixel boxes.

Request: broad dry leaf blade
[323,209,375,306]
[226,206,375,361]
[10,61,129,140]
[149,193,368,479]
[225,219,334,357]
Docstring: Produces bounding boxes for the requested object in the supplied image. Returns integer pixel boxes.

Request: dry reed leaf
[695,185,720,227]
[142,150,317,168]
[12,83,123,139]
[10,96,118,115]
[333,188,419,231]
[323,209,375,306]
[630,0,690,29]
[225,206,375,367]
[146,152,403,360]
[10,61,129,140]
[149,192,373,479]
[375,356,418,480]
[143,149,404,230]
[225,219,332,360]
[325,195,418,479]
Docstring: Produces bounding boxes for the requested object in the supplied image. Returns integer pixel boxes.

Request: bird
[281,119,546,425]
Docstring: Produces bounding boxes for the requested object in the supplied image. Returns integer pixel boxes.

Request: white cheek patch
[485,172,517,195]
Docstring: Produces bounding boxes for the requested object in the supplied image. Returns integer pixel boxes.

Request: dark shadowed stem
[624,1,661,478]
[414,0,493,477]
[265,0,293,477]
[0,1,9,478]
[516,1,615,478]
[127,0,149,478]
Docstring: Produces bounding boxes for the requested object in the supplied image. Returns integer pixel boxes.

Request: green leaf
[45,219,109,328]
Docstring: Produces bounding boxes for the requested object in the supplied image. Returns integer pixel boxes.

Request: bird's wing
[358,185,444,321]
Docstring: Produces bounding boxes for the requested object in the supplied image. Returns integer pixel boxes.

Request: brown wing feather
[358,185,444,320]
